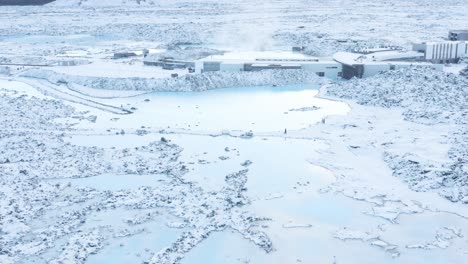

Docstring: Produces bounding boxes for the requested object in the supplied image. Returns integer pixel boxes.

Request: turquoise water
[87,219,184,264]
[64,84,357,264]
[81,83,349,133]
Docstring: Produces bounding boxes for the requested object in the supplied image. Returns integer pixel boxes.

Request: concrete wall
[362,64,391,78]
[195,61,204,74]
[203,61,221,72]
[424,42,468,62]
[301,63,342,80]
[196,61,221,73]
[196,60,343,80]
[58,61,76,66]
[220,63,244,72]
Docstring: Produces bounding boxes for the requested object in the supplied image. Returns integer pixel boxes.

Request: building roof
[368,50,423,61]
[204,51,314,61]
[332,52,364,65]
[333,51,424,65]
[354,46,402,54]
[198,51,338,65]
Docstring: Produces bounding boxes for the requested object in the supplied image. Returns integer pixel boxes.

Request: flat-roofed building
[333,51,442,79]
[449,30,468,41]
[195,51,343,80]
[413,41,468,63]
[245,63,302,71]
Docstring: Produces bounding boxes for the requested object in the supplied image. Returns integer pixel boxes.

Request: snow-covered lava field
[1,0,468,263]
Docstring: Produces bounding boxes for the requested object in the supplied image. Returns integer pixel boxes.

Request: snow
[21,68,325,92]
[1,1,468,264]
[3,72,468,264]
[51,59,192,79]
[325,67,468,202]
[0,92,274,263]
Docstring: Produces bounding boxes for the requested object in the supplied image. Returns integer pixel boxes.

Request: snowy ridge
[326,67,468,202]
[49,0,156,7]
[21,69,323,91]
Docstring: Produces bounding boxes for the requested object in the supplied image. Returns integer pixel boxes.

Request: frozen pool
[61,84,468,264]
[86,217,184,264]
[77,84,350,133]
[66,132,383,264]
[63,83,369,264]
[67,132,332,196]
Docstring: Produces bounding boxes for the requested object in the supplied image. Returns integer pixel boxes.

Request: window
[338,72,343,77]
[317,72,325,77]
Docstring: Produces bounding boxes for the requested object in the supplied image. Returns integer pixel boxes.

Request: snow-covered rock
[21,68,323,92]
[0,90,272,264]
[326,67,468,202]
[327,67,467,125]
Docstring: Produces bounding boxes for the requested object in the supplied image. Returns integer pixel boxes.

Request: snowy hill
[0,0,54,5]
[49,0,156,7]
